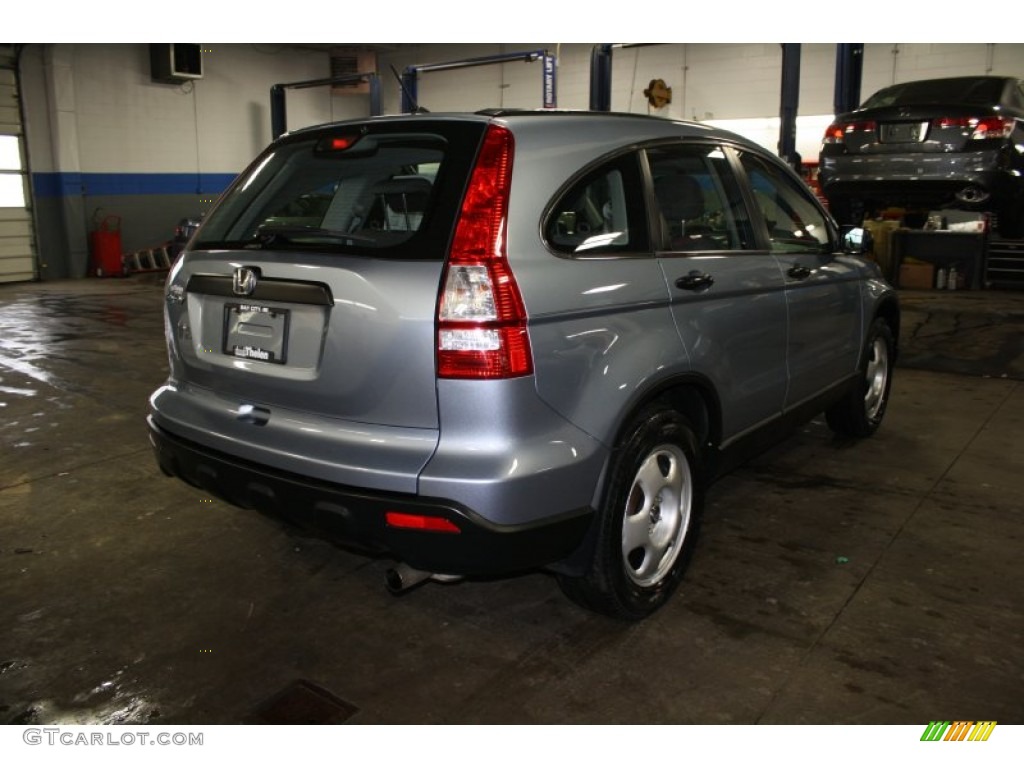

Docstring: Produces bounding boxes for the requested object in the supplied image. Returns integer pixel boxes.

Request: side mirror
[841,225,873,256]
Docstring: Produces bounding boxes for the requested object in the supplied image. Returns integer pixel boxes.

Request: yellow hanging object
[644,79,672,109]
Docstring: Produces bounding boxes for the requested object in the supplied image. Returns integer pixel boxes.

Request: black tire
[558,405,703,621]
[826,318,895,438]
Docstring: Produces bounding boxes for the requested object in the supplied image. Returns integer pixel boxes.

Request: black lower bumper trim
[148,417,593,575]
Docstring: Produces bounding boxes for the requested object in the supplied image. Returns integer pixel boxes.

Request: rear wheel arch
[611,376,721,456]
[585,375,720,519]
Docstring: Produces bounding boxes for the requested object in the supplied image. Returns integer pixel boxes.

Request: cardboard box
[899,262,935,290]
[863,219,901,281]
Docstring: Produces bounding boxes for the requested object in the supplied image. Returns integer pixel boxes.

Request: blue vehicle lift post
[588,43,664,112]
[778,43,802,169]
[400,50,557,114]
[833,43,864,115]
[270,73,382,140]
[589,44,614,112]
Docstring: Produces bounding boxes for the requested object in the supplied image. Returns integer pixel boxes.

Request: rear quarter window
[544,153,649,256]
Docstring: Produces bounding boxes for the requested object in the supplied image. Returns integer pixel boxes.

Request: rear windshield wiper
[246,225,378,248]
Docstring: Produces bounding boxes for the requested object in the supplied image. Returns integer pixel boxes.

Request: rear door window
[646,144,755,251]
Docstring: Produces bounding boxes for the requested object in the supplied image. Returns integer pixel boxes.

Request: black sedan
[819,76,1024,238]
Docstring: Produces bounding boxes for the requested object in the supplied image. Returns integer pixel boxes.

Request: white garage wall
[861,43,1011,96]
[22,43,369,176]
[19,43,372,277]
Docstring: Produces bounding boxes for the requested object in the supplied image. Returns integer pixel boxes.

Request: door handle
[787,264,813,280]
[675,271,715,291]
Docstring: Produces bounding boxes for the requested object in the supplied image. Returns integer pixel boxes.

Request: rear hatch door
[170,119,487,431]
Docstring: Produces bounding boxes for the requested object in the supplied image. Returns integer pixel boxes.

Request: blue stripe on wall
[33,172,238,198]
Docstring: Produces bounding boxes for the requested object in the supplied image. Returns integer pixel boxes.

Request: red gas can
[90,215,123,277]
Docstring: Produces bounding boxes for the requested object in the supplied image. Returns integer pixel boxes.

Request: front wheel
[826,318,895,438]
[558,405,702,621]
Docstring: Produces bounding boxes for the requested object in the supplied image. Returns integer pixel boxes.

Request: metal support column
[834,43,864,115]
[270,84,287,141]
[367,75,382,118]
[589,44,613,112]
[778,43,801,170]
[401,68,419,114]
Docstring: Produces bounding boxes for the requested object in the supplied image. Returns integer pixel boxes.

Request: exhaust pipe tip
[955,186,990,205]
[385,564,465,595]
[385,564,433,595]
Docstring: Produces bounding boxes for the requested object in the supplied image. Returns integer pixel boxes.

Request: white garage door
[0,65,36,283]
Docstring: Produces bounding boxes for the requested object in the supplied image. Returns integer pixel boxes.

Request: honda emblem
[232,266,259,296]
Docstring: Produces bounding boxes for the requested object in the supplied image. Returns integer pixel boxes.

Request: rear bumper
[820,149,1020,208]
[148,417,593,575]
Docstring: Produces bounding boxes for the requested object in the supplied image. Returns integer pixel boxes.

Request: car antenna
[390,64,429,114]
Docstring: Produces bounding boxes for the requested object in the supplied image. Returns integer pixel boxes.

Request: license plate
[881,122,925,142]
[223,303,290,364]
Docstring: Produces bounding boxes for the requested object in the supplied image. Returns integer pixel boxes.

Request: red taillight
[933,116,1014,140]
[823,122,845,144]
[437,124,533,380]
[385,511,461,533]
[822,120,877,144]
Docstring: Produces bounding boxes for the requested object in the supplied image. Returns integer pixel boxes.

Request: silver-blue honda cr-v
[148,110,899,620]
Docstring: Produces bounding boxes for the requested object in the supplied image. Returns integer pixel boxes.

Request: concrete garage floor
[0,277,1022,726]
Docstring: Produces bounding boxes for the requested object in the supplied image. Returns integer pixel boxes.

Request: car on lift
[819,75,1024,238]
[148,110,899,620]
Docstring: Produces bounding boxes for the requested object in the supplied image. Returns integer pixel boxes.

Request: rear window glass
[861,78,1005,109]
[194,125,480,256]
